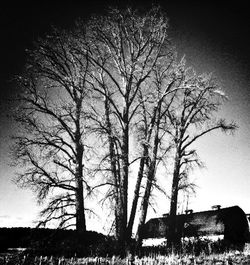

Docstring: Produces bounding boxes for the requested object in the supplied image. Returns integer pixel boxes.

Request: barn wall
[142,206,250,244]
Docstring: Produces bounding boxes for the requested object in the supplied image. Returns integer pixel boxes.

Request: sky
[0,1,250,233]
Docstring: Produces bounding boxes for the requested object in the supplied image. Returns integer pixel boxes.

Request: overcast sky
[0,1,250,233]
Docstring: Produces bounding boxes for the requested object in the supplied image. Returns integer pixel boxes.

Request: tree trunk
[127,146,148,240]
[167,151,181,248]
[127,100,159,240]
[104,96,121,239]
[74,96,86,234]
[75,142,86,233]
[136,106,161,248]
[75,178,86,233]
[136,162,155,248]
[116,113,129,254]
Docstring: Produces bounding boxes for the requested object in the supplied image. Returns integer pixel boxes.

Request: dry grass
[1,250,250,265]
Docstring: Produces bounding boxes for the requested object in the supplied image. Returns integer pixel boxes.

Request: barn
[142,206,250,245]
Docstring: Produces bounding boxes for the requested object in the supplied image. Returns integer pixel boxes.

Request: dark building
[142,206,249,245]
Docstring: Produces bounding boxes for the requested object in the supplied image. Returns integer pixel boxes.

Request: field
[1,251,250,265]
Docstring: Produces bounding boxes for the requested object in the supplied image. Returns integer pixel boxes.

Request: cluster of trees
[11,6,236,255]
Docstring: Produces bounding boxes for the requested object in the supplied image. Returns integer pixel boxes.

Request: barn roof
[142,206,249,243]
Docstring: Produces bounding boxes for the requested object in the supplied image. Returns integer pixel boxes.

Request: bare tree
[132,59,179,246]
[166,61,237,247]
[76,6,172,251]
[11,28,92,233]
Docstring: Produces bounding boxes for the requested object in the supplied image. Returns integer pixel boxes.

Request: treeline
[0,228,113,256]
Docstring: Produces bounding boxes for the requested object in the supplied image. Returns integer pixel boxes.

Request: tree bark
[127,98,159,240]
[167,151,181,247]
[75,178,86,233]
[74,95,86,233]
[75,143,86,233]
[115,110,129,253]
[136,106,161,248]
[104,96,121,237]
[136,162,156,248]
[127,146,148,239]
